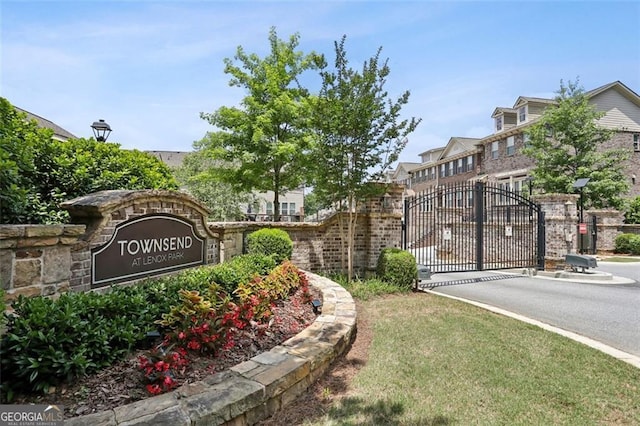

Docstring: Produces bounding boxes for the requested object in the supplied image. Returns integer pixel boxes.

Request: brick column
[533,194,579,270]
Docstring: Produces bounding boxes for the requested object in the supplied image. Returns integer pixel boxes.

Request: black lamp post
[573,178,590,254]
[524,176,534,198]
[91,119,112,142]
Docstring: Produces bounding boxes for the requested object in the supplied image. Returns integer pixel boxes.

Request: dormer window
[518,106,527,123]
[495,116,503,132]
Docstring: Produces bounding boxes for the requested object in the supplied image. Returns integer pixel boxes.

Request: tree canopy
[310,36,421,278]
[199,27,323,221]
[0,97,178,224]
[173,146,256,221]
[522,80,629,210]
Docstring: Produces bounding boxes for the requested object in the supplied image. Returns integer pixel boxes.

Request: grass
[601,256,640,263]
[310,278,640,425]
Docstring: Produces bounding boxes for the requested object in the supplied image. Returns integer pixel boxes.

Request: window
[506,136,515,155]
[440,164,446,178]
[495,116,503,132]
[289,203,296,215]
[634,134,640,152]
[491,141,499,159]
[448,161,454,176]
[467,155,474,171]
[523,133,531,147]
[430,167,436,180]
[280,202,288,216]
[456,191,464,207]
[518,106,527,123]
[266,202,273,215]
[457,158,464,174]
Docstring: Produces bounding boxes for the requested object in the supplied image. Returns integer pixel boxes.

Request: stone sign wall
[60,190,219,292]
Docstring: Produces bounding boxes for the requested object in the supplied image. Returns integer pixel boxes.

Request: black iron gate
[403,182,545,273]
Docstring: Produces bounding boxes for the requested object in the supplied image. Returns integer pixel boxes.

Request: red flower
[178,331,186,340]
[146,384,162,395]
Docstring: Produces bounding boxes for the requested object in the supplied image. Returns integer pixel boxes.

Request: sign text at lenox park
[91,214,205,287]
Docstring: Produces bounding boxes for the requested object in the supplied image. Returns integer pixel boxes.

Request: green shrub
[0,97,178,224]
[629,235,640,255]
[376,247,417,290]
[209,254,277,294]
[0,291,153,398]
[246,228,293,264]
[614,233,640,254]
[624,196,640,224]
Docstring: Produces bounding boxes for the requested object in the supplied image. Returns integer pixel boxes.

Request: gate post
[474,182,484,271]
[532,194,579,270]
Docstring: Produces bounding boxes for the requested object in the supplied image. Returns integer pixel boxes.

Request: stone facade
[60,190,220,292]
[533,193,579,270]
[0,224,85,302]
[210,185,405,274]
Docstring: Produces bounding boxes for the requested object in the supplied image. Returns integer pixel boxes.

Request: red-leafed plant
[137,345,189,395]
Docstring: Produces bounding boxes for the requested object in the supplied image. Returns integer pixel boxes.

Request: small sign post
[579,222,587,235]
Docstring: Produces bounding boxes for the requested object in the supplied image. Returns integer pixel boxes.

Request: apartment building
[400,81,640,198]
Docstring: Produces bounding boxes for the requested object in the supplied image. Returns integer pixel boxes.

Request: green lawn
[308,292,640,425]
[600,256,640,263]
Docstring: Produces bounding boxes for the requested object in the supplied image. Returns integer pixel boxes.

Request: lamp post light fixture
[91,119,112,142]
[573,178,590,254]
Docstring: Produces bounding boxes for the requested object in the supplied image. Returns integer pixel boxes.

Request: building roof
[586,80,640,107]
[145,150,191,168]
[14,106,77,140]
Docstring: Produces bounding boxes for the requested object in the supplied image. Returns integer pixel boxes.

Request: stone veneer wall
[210,185,405,274]
[0,225,85,302]
[59,190,220,292]
[533,193,579,270]
[64,272,356,426]
[584,209,625,253]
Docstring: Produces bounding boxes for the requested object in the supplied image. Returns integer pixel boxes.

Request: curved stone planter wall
[65,272,356,426]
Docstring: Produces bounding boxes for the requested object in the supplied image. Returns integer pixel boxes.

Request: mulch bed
[9,285,321,419]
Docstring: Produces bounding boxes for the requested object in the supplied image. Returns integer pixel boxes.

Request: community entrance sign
[91,214,205,287]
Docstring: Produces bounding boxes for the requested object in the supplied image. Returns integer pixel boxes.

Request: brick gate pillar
[533,193,579,270]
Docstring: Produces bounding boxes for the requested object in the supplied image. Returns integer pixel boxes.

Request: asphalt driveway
[424,268,640,358]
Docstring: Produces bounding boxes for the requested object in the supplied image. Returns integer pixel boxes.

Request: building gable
[589,84,640,131]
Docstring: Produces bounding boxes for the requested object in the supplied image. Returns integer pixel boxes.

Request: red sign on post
[579,223,587,234]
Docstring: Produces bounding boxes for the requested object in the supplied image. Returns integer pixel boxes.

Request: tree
[0,97,44,223]
[624,196,640,224]
[199,27,323,221]
[174,144,256,221]
[310,36,421,280]
[522,79,630,209]
[0,97,178,224]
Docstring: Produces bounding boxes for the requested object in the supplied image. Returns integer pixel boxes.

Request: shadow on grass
[326,397,451,425]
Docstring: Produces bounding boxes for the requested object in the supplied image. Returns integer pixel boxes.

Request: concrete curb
[495,268,636,285]
[423,289,640,369]
[65,271,356,426]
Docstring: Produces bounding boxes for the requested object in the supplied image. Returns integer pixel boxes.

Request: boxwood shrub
[246,228,293,264]
[209,254,277,294]
[614,233,640,255]
[376,247,417,290]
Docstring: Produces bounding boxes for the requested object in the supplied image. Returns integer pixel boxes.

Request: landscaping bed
[9,284,320,419]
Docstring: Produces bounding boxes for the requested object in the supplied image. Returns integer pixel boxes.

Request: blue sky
[2,1,639,165]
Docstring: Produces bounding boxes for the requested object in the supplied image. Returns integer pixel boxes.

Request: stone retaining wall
[65,272,356,426]
[0,224,85,302]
